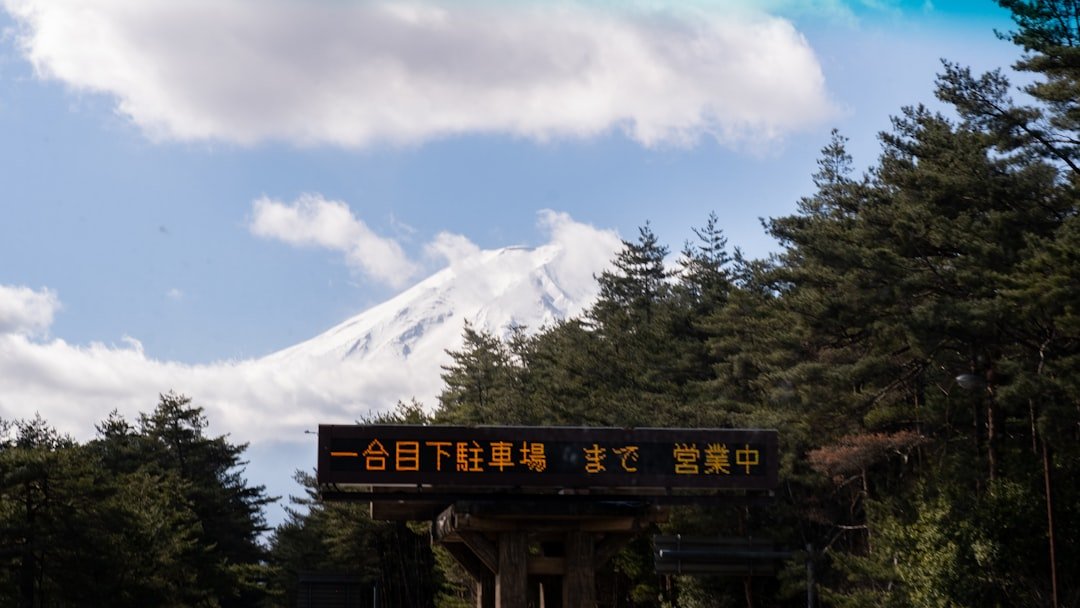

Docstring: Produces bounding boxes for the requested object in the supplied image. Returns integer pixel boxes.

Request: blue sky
[1,0,1019,363]
[0,0,1023,518]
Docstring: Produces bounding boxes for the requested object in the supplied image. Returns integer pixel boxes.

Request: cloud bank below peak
[0,285,60,337]
[0,212,619,444]
[4,0,836,148]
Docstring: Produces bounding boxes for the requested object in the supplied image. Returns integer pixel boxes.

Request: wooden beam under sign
[370,500,443,521]
[526,555,565,576]
[325,489,775,507]
[447,514,648,534]
[459,531,499,575]
[654,562,779,576]
[433,505,459,542]
[442,540,494,579]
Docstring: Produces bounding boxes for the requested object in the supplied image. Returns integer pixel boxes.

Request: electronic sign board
[318,425,778,490]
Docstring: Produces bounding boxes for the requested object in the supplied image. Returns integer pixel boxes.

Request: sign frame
[318,424,778,492]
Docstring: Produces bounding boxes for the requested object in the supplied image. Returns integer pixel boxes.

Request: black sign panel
[318,425,778,490]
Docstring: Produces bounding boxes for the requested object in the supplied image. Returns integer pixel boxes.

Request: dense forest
[0,394,275,606]
[3,1,1080,606]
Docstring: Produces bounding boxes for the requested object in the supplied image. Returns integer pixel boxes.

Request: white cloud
[0,213,619,446]
[0,331,381,444]
[537,209,622,302]
[0,214,620,524]
[3,0,836,148]
[250,194,419,288]
[425,232,482,266]
[0,285,60,336]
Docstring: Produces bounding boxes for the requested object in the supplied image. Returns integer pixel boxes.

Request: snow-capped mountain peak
[258,238,614,414]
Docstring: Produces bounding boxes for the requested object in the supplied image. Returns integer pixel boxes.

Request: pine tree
[750,88,1077,602]
[677,211,733,312]
[436,322,527,424]
[138,392,274,607]
[590,223,673,330]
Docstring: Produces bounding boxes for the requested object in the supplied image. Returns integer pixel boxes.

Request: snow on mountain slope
[268,246,569,364]
[0,212,620,444]
[0,213,622,530]
[251,229,619,426]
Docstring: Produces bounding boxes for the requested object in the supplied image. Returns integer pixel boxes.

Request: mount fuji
[0,213,622,523]
[257,240,612,421]
[0,213,621,448]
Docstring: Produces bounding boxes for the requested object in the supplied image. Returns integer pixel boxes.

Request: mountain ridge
[256,241,607,413]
